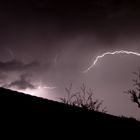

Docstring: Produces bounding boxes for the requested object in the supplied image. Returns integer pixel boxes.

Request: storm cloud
[5,73,35,90]
[0,59,39,72]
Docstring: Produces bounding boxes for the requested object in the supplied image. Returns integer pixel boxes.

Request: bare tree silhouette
[60,83,107,113]
[126,68,140,108]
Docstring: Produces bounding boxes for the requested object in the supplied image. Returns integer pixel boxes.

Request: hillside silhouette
[0,87,140,131]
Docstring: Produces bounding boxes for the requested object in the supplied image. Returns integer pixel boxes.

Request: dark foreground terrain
[0,87,140,134]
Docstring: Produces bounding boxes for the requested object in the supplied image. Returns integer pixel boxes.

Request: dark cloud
[0,0,140,51]
[5,73,35,90]
[0,58,51,91]
[0,59,40,72]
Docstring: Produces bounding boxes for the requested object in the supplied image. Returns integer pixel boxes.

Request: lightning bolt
[83,50,140,73]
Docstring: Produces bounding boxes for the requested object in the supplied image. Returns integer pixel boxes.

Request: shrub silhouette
[60,83,107,113]
[126,68,140,108]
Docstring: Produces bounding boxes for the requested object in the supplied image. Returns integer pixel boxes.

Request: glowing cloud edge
[83,50,140,73]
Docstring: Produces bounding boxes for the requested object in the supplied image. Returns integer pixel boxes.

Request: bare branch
[127,68,140,108]
[60,84,107,113]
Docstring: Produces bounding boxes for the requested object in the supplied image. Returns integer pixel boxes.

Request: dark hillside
[0,87,139,131]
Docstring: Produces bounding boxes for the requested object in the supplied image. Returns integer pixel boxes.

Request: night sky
[0,0,140,119]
